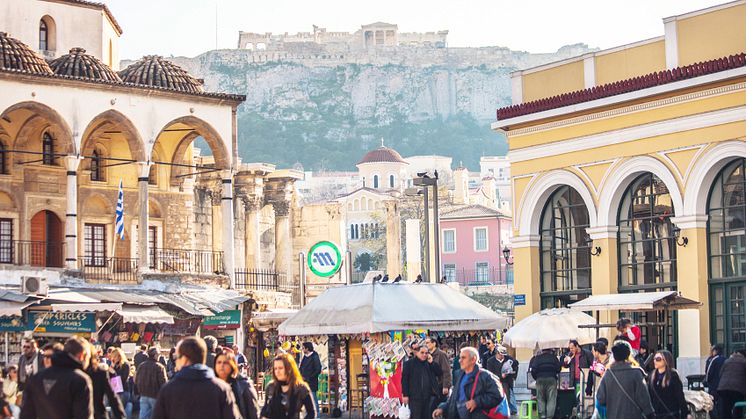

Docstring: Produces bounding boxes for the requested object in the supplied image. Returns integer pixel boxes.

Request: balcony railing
[0,240,64,268]
[79,257,139,283]
[445,267,514,286]
[151,248,225,275]
[235,269,294,292]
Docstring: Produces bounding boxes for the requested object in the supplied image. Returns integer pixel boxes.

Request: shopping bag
[471,371,510,419]
[109,375,124,394]
[398,403,410,419]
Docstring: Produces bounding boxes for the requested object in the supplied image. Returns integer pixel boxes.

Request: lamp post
[413,172,440,282]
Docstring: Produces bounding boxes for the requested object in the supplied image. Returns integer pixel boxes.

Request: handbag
[470,371,510,419]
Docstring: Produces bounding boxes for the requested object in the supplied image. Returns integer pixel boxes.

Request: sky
[108,0,725,60]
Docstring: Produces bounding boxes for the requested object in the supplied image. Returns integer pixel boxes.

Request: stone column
[273,201,291,278]
[384,201,401,276]
[64,156,82,269]
[221,170,236,287]
[405,219,421,281]
[511,235,541,362]
[245,198,263,270]
[136,162,151,272]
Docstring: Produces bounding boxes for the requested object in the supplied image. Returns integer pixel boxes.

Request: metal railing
[235,269,294,292]
[79,257,139,283]
[445,266,514,286]
[0,240,64,268]
[151,248,225,275]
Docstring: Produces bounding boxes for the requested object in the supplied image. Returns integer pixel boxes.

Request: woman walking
[109,348,133,418]
[261,353,315,419]
[648,350,690,419]
[86,351,126,419]
[214,349,259,419]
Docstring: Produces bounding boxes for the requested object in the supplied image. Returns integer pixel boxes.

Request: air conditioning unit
[21,276,48,296]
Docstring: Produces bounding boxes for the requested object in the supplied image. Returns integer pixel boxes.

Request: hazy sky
[108,0,724,60]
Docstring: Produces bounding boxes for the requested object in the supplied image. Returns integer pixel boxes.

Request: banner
[28,312,96,333]
[203,310,241,329]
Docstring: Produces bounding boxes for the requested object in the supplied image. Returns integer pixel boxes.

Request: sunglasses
[654,356,664,362]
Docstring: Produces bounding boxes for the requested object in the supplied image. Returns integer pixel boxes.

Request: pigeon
[393,274,402,283]
[372,274,382,283]
[440,275,447,284]
[415,274,423,284]
[381,274,389,283]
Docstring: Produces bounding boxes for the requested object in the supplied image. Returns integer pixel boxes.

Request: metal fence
[79,257,139,283]
[235,269,294,292]
[0,240,65,268]
[152,248,225,275]
[445,267,514,286]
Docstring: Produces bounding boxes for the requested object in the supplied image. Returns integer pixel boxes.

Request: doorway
[29,210,63,267]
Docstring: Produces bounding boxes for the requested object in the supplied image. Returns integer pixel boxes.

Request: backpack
[470,370,511,419]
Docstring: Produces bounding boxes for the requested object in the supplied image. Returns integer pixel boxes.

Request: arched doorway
[29,210,63,267]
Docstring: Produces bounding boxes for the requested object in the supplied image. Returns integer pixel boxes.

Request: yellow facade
[521,61,585,102]
[497,0,746,374]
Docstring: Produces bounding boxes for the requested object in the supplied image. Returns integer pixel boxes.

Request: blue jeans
[139,396,157,419]
[118,392,133,419]
[508,387,517,414]
[311,390,319,414]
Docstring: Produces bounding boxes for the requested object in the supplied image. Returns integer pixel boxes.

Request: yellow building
[494,0,746,375]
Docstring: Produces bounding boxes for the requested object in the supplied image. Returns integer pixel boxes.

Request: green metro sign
[308,241,342,278]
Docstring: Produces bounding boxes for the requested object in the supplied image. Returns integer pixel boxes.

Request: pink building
[439,204,512,285]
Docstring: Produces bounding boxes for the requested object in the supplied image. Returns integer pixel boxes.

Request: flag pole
[111,179,124,276]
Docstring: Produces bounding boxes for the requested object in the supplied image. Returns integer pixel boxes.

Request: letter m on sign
[315,252,335,266]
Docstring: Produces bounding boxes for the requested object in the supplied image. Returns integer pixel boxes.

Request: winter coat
[263,382,315,419]
[133,351,147,368]
[17,350,45,390]
[717,352,746,396]
[596,362,654,419]
[231,375,259,419]
[431,348,453,390]
[485,355,519,389]
[112,361,131,393]
[299,351,322,392]
[402,357,442,400]
[152,364,240,419]
[87,364,126,419]
[135,359,167,398]
[438,365,504,419]
[529,351,561,380]
[20,351,94,419]
[648,370,689,419]
[704,354,725,394]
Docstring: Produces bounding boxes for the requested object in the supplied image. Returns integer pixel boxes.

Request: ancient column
[384,201,401,277]
[136,162,151,272]
[245,198,263,270]
[221,170,236,287]
[63,156,82,269]
[273,201,291,278]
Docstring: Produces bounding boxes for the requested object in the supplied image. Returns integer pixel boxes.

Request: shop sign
[308,240,342,278]
[513,294,526,306]
[28,312,96,333]
[203,310,241,329]
[0,316,26,332]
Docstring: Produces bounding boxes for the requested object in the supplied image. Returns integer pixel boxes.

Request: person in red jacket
[616,318,641,354]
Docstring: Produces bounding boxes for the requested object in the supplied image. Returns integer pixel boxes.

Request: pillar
[672,215,710,376]
[511,235,541,362]
[221,171,236,287]
[405,219,421,281]
[273,201,291,276]
[385,201,401,276]
[64,156,82,269]
[245,198,263,270]
[137,162,151,272]
[587,225,620,341]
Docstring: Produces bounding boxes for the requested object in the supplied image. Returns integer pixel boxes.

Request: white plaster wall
[357,161,407,190]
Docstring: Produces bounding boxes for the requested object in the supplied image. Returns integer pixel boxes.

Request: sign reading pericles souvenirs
[308,241,342,278]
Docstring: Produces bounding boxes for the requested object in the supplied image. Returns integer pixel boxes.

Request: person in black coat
[717,349,746,419]
[262,353,316,419]
[402,345,442,419]
[562,339,593,387]
[153,337,241,419]
[299,342,323,414]
[705,344,726,419]
[87,355,126,419]
[20,337,94,419]
[214,349,259,419]
[648,350,689,419]
[433,347,504,419]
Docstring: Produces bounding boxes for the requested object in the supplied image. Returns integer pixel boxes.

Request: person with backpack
[596,342,654,419]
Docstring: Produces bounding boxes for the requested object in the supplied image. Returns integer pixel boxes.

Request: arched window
[389,174,395,188]
[707,158,746,353]
[0,142,7,175]
[90,149,104,181]
[539,186,591,308]
[39,20,48,51]
[373,175,379,189]
[618,173,677,290]
[42,132,55,165]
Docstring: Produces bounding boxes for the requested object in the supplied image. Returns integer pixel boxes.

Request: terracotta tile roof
[0,32,53,75]
[49,0,123,35]
[119,55,204,94]
[357,146,408,165]
[440,204,510,219]
[496,53,746,121]
[49,47,121,82]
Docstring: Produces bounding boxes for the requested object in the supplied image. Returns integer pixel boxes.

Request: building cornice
[586,225,619,240]
[511,234,539,248]
[671,215,709,230]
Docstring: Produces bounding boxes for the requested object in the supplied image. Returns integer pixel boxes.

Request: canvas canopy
[279,282,509,336]
[568,291,701,312]
[117,305,174,324]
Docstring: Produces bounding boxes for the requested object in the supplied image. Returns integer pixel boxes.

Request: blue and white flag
[115,179,124,240]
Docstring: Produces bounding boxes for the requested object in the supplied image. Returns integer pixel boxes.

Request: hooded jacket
[596,362,654,419]
[152,364,240,419]
[20,351,94,419]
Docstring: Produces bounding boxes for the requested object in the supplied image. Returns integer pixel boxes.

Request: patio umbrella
[503,308,597,350]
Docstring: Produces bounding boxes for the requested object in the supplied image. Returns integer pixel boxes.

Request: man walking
[402,344,442,419]
[596,342,654,419]
[152,336,240,419]
[18,338,45,391]
[486,346,518,415]
[529,348,561,419]
[134,344,148,368]
[705,344,726,419]
[433,347,504,419]
[716,348,746,419]
[425,337,452,410]
[481,339,497,368]
[299,342,323,414]
[135,347,168,419]
[20,336,94,419]
[204,335,218,369]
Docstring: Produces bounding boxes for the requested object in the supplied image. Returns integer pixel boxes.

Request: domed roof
[0,32,53,74]
[118,55,204,93]
[358,146,408,165]
[49,48,121,82]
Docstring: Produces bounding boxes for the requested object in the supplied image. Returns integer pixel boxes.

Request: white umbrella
[503,308,597,350]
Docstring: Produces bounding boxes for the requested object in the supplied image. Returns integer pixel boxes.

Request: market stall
[279,282,509,418]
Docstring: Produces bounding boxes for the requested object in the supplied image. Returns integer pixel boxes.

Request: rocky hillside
[157,44,596,171]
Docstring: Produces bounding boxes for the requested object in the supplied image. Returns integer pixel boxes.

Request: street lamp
[502,246,513,265]
[413,171,440,282]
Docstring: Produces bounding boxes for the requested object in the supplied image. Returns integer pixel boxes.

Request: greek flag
[115,179,124,240]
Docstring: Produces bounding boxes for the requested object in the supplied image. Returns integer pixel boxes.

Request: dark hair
[271,353,306,392]
[596,337,609,346]
[147,347,160,360]
[425,337,439,347]
[203,335,218,351]
[64,336,90,359]
[593,341,607,355]
[178,337,207,365]
[649,350,675,388]
[568,339,580,348]
[611,342,631,362]
[302,342,314,352]
[711,344,723,355]
[42,342,63,352]
[140,344,147,351]
[616,318,631,329]
[214,349,239,379]
[639,339,649,351]
[169,347,176,359]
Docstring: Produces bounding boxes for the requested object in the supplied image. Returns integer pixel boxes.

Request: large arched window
[38,16,56,52]
[90,149,104,181]
[539,186,592,308]
[42,132,55,165]
[707,158,746,353]
[618,173,677,290]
